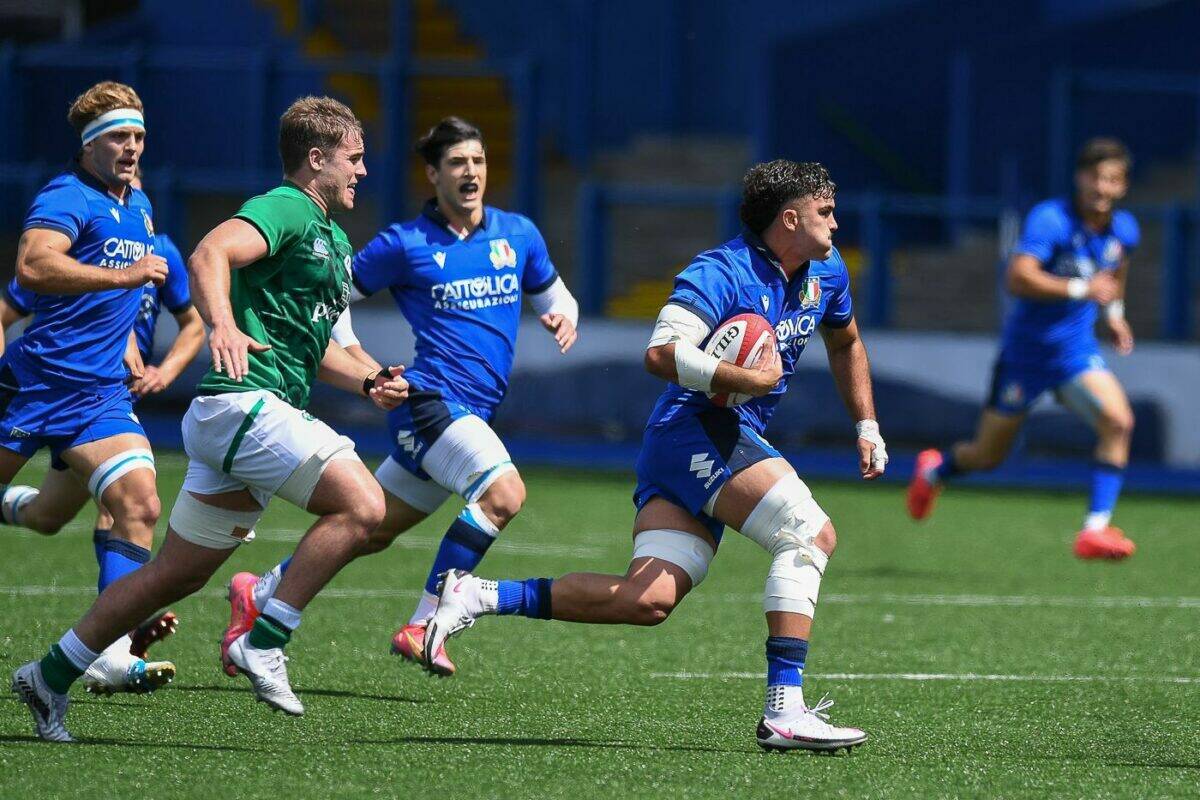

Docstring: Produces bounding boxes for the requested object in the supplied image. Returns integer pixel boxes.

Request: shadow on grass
[834,565,961,581]
[0,734,259,752]
[352,735,748,754]
[176,684,425,704]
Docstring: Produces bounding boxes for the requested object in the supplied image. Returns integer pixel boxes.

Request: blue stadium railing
[0,40,542,229]
[577,182,1198,340]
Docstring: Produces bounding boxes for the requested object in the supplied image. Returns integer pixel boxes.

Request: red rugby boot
[129,611,179,660]
[391,622,456,677]
[221,572,260,677]
[1073,526,1135,560]
[907,449,944,521]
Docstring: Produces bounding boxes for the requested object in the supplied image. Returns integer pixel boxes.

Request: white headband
[81,108,145,145]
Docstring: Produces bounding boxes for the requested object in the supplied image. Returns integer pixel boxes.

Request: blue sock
[92,528,110,570]
[279,556,292,575]
[496,578,553,619]
[766,636,808,687]
[764,636,808,713]
[98,538,150,593]
[934,450,962,482]
[1088,461,1125,521]
[423,504,498,596]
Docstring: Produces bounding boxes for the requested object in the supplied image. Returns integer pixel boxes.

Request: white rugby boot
[422,570,493,673]
[756,694,867,753]
[227,633,304,716]
[82,635,175,695]
[11,661,73,742]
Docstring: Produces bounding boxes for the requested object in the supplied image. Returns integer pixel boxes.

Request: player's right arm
[187,218,273,382]
[1006,254,1117,303]
[16,228,167,295]
[644,305,781,397]
[1005,202,1116,303]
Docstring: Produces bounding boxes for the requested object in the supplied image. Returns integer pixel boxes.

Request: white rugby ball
[703,313,777,407]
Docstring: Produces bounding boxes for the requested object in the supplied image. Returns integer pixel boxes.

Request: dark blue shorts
[385,388,475,478]
[0,366,146,469]
[633,408,780,544]
[987,350,1107,415]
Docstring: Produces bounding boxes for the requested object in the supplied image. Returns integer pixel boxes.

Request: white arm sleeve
[527,276,579,327]
[647,304,719,392]
[330,307,360,348]
[647,303,711,348]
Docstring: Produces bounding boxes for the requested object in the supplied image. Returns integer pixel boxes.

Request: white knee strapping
[375,456,452,514]
[632,529,715,587]
[168,491,264,550]
[765,543,829,617]
[88,448,155,503]
[463,461,517,504]
[737,473,831,617]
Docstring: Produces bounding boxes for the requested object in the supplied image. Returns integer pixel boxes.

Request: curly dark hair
[416,116,484,167]
[1076,137,1131,173]
[739,160,836,234]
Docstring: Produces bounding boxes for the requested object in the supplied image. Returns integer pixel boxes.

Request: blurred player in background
[227,116,580,678]
[422,160,888,753]
[908,138,1140,560]
[13,96,409,741]
[1,81,177,700]
[0,169,203,686]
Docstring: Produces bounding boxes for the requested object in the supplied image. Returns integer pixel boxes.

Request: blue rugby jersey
[1002,198,1139,367]
[350,200,559,418]
[6,166,156,387]
[5,232,190,362]
[648,230,854,435]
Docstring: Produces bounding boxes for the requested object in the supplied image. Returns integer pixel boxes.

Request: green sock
[39,645,84,695]
[248,616,291,650]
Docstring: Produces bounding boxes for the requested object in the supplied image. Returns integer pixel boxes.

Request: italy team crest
[489,238,517,269]
[800,276,822,309]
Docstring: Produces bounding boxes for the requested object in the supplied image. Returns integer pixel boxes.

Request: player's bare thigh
[1060,369,1134,432]
[0,446,27,484]
[60,433,159,546]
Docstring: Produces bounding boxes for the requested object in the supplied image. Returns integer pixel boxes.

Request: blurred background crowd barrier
[2,0,1197,491]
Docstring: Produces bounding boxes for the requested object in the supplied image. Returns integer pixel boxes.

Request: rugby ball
[703,313,777,407]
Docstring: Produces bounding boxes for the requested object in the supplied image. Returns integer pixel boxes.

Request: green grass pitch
[1,451,1198,798]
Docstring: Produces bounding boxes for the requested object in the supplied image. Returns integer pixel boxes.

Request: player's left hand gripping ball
[855,419,887,479]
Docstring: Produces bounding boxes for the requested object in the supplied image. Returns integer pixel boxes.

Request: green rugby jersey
[197,182,352,408]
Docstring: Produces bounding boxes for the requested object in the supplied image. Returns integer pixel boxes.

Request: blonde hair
[67,81,144,135]
[278,96,363,173]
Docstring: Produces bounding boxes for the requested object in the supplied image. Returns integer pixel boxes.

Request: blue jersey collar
[69,162,132,206]
[741,227,796,284]
[422,199,489,240]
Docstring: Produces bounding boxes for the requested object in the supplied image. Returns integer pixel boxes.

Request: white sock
[409,591,439,625]
[1084,511,1111,532]
[476,578,499,614]
[253,563,286,610]
[58,629,101,671]
[764,683,805,716]
[260,598,302,632]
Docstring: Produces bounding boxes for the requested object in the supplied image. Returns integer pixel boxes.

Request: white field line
[703,592,1200,610]
[4,584,1200,611]
[250,528,607,558]
[0,585,421,600]
[651,672,1200,684]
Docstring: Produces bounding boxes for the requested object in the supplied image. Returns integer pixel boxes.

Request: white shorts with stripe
[176,390,359,545]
